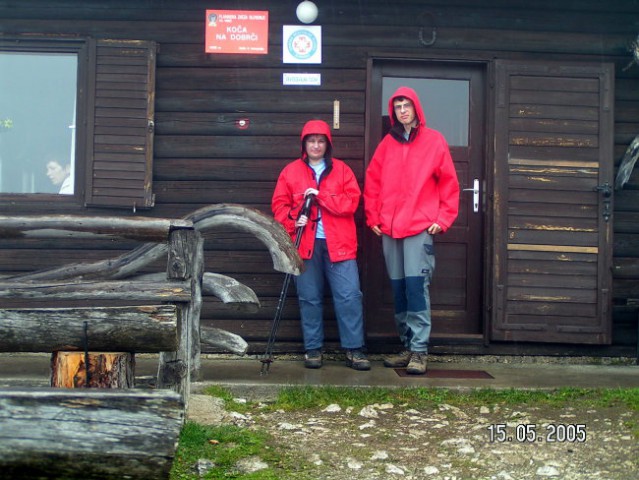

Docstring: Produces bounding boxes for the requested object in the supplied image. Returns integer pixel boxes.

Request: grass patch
[265,386,639,412]
[170,421,302,479]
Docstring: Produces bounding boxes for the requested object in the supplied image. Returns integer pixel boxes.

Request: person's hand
[296,215,308,227]
[371,225,382,236]
[304,187,319,197]
[427,223,442,234]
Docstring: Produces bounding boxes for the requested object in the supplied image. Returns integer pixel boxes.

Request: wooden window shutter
[84,39,156,209]
[491,60,614,345]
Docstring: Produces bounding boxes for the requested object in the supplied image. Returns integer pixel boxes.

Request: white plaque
[282,73,322,86]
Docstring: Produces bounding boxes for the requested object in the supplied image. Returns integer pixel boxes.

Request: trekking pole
[260,193,314,375]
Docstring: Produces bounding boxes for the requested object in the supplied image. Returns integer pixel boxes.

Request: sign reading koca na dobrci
[205,10,269,54]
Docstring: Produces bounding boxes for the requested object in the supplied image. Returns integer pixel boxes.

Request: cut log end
[51,352,135,388]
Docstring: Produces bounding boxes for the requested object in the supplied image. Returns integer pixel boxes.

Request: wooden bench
[0,206,302,479]
[0,216,197,479]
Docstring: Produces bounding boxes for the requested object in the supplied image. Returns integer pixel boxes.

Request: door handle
[594,182,612,222]
[462,178,480,213]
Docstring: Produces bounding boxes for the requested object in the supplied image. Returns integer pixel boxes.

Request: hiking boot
[383,350,412,368]
[345,349,371,371]
[406,352,428,375]
[304,349,322,369]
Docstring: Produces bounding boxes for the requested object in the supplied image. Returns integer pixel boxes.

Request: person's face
[393,98,417,129]
[305,134,327,163]
[46,161,69,186]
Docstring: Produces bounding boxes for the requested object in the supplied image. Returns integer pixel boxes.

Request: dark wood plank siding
[0,0,638,355]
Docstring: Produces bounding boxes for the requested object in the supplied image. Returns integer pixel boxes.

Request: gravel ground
[187,392,639,479]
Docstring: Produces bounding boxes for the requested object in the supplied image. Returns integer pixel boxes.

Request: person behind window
[46,159,73,194]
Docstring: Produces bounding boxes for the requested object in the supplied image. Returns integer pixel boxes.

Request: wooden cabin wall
[0,0,638,355]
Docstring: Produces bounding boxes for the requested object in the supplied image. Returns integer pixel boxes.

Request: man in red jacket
[272,120,370,371]
[364,86,460,374]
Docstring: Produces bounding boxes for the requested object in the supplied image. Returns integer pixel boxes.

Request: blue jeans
[382,231,435,353]
[294,239,365,351]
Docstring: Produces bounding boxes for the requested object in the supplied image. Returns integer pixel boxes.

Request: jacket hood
[387,86,427,128]
[300,119,333,161]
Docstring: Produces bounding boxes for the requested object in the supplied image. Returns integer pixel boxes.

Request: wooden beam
[0,388,183,480]
[0,279,191,302]
[6,242,168,282]
[131,272,260,309]
[157,229,200,406]
[6,204,301,282]
[186,203,303,275]
[200,325,248,355]
[202,272,260,311]
[0,305,178,353]
[0,215,192,242]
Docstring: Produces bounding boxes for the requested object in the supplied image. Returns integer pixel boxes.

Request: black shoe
[345,349,371,371]
[304,349,322,369]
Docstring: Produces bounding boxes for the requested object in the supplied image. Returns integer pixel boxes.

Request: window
[382,77,469,146]
[0,52,78,195]
[0,37,156,209]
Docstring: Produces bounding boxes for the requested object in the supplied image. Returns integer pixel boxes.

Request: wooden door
[363,61,486,347]
[491,60,614,344]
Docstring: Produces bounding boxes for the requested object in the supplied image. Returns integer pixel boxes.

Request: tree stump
[51,352,135,388]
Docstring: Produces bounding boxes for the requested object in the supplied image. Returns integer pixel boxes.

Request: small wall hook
[418,12,437,47]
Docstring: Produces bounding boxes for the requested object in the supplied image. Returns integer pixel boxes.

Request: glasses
[393,102,413,112]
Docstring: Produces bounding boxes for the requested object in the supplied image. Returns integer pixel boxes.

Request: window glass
[382,77,469,147]
[0,52,77,194]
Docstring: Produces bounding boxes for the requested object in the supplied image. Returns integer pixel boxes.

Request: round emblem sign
[287,29,318,60]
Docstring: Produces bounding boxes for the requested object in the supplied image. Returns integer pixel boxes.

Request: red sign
[205,10,269,55]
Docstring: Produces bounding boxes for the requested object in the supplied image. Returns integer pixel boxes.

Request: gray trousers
[382,230,435,353]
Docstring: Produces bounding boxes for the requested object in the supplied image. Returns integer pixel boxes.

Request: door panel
[363,61,486,344]
[491,60,614,344]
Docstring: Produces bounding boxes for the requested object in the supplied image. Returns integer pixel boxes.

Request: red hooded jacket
[272,120,361,262]
[364,86,460,238]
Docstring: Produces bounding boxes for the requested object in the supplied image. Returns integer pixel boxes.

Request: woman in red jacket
[364,86,460,374]
[272,120,370,371]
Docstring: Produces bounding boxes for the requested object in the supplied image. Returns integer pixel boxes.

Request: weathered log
[0,388,184,480]
[157,229,201,405]
[6,204,302,282]
[200,325,249,355]
[186,203,303,275]
[0,305,178,353]
[51,352,135,388]
[133,272,260,310]
[615,134,639,190]
[202,272,260,311]
[7,242,168,282]
[0,279,191,302]
[0,215,192,242]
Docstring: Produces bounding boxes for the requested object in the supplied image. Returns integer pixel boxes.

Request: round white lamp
[296,1,318,24]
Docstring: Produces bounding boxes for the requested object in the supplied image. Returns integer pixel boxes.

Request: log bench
[0,206,302,479]
[0,215,198,479]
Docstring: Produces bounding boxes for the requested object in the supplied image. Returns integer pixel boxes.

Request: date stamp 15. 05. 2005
[487,423,587,443]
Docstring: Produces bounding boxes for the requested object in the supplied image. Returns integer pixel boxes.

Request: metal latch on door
[462,178,480,213]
